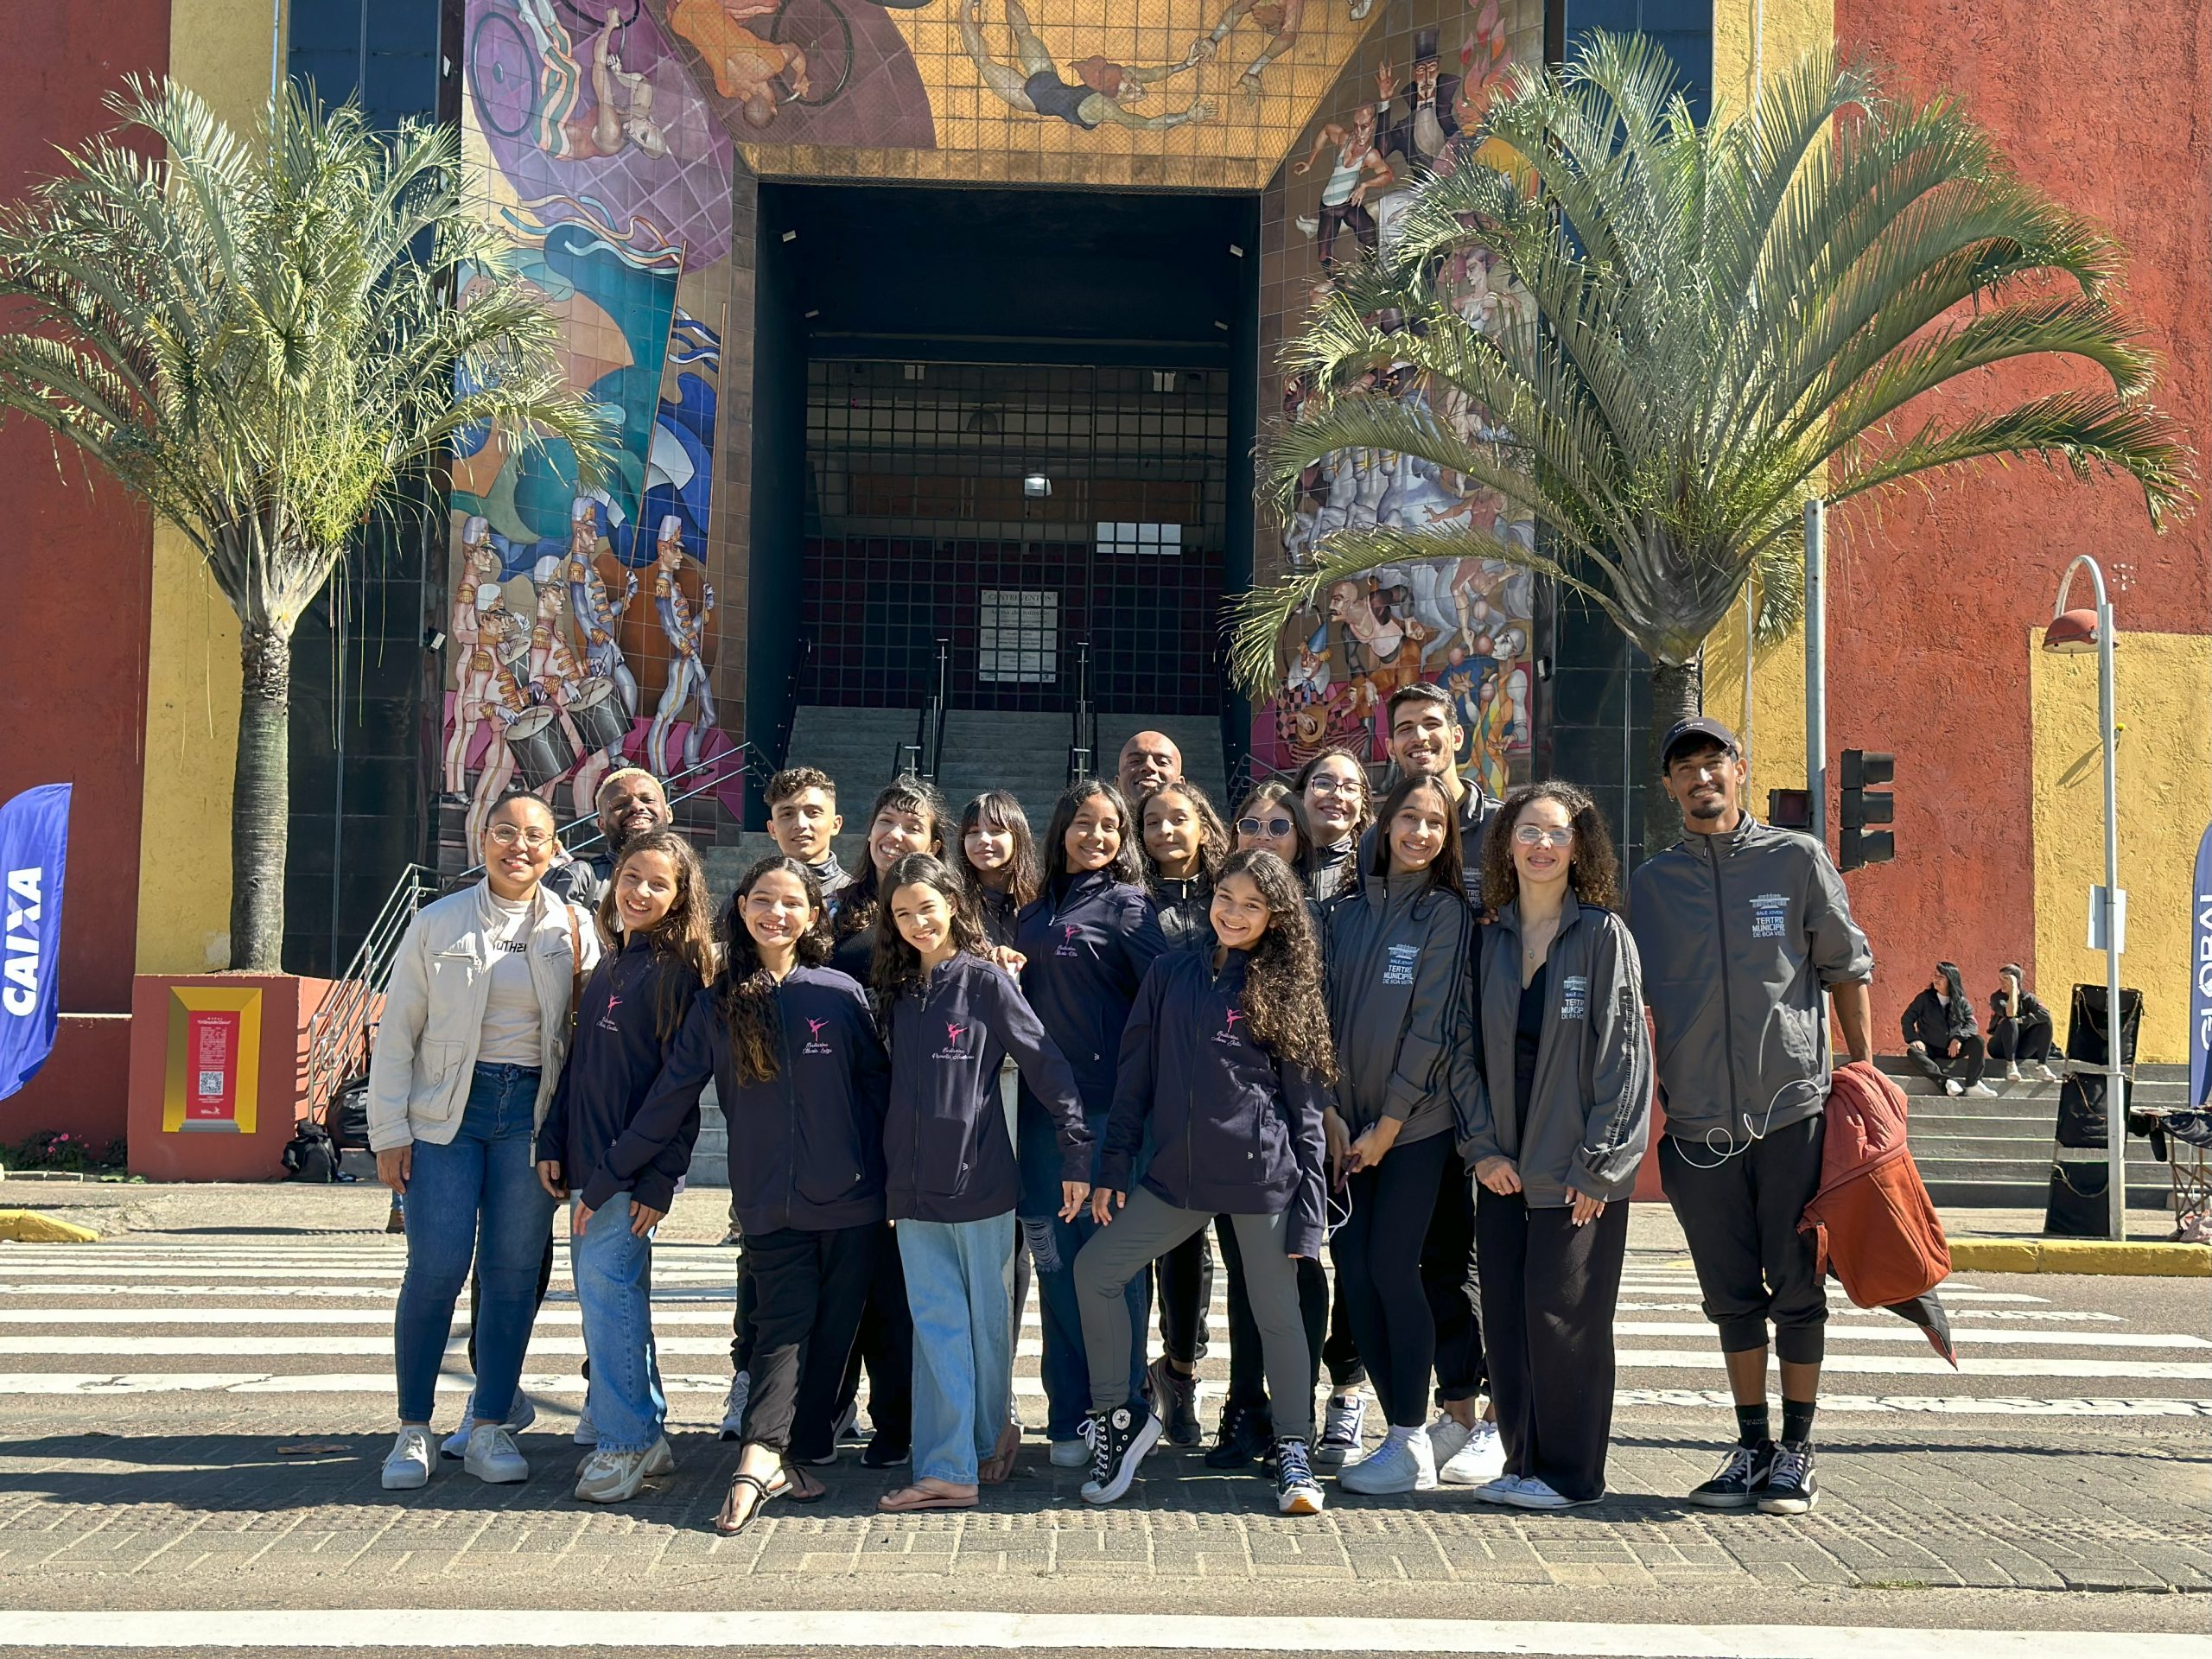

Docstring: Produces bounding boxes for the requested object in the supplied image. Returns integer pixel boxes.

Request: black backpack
[329,1075,372,1151]
[282,1121,339,1184]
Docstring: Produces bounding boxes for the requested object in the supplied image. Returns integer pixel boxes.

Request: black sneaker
[1204,1402,1274,1469]
[1757,1440,1818,1515]
[1274,1438,1325,1516]
[1080,1404,1162,1505]
[1686,1440,1776,1509]
[1147,1355,1202,1447]
[859,1434,910,1469]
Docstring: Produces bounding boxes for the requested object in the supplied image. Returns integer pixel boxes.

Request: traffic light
[1766,789,1811,830]
[1840,749,1895,870]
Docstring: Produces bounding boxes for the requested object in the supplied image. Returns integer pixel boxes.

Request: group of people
[1900,961,2064,1095]
[365,686,1878,1533]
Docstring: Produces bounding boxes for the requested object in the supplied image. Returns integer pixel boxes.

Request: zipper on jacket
[1705,835,1741,1122]
[779,980,798,1227]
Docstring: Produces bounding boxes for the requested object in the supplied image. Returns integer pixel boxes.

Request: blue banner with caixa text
[0,783,70,1102]
[2193,822,2212,1112]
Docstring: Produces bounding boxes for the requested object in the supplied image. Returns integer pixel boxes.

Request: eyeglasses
[1305,775,1359,796]
[486,825,554,849]
[1512,825,1574,849]
[1237,817,1295,839]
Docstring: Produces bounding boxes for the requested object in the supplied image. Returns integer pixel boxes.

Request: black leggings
[1909,1033,1986,1087]
[1154,1228,1214,1366]
[832,1222,913,1447]
[1328,1131,1452,1427]
[741,1223,877,1459]
[1421,1149,1485,1403]
[1989,1014,2055,1065]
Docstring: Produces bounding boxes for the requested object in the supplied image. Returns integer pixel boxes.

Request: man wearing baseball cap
[1628,716,1875,1517]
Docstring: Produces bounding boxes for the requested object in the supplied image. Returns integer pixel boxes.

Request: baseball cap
[1659,715,1740,768]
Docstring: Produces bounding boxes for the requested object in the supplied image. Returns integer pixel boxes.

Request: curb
[1948,1238,2209,1276]
[0,1209,101,1243]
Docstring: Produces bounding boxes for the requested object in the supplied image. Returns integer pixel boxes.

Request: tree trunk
[229,621,292,972]
[1643,655,1703,858]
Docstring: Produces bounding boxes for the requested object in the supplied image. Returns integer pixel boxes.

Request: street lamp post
[2042,555,2126,1241]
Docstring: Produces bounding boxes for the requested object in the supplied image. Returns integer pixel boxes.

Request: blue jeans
[1019,1103,1148,1441]
[393,1065,556,1425]
[897,1213,1014,1487]
[571,1199,665,1454]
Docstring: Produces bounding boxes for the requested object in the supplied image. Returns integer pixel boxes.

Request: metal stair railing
[302,862,435,1121]
[1066,639,1096,784]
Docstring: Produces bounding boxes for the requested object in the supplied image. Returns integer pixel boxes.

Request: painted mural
[448,0,744,852]
[1249,0,1542,797]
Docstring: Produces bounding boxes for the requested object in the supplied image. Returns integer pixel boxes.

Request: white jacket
[365,880,601,1153]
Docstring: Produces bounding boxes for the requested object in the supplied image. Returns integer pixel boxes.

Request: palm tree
[1231,33,2188,849]
[0,79,609,970]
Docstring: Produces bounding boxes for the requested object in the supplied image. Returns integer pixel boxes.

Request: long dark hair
[1141,780,1230,887]
[717,855,832,1086]
[1042,779,1145,887]
[590,828,717,1040]
[1231,779,1316,878]
[833,777,950,943]
[1479,781,1621,913]
[1936,960,1973,1034]
[1216,849,1335,1082]
[956,789,1041,909]
[1292,744,1374,847]
[868,853,989,1014]
[1368,772,1464,895]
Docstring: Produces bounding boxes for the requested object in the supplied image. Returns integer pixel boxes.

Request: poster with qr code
[162,988,262,1135]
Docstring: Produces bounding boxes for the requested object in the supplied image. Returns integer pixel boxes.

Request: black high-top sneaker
[1687,1440,1777,1509]
[1756,1440,1819,1515]
[1274,1438,1325,1516]
[1079,1403,1163,1505]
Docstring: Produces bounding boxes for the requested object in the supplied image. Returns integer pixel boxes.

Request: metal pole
[2092,566,2126,1240]
[1804,499,1827,842]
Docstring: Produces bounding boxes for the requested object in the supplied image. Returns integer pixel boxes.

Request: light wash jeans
[896,1213,1015,1487]
[393,1065,556,1424]
[571,1198,665,1455]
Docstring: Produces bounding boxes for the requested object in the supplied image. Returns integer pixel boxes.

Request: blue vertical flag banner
[2192,822,2212,1111]
[0,783,70,1102]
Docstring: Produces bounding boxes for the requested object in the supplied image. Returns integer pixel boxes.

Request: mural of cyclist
[668,0,812,127]
[958,0,1215,132]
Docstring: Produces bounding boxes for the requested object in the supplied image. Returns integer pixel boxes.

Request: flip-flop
[979,1422,1021,1485]
[715,1471,779,1535]
[876,1483,979,1513]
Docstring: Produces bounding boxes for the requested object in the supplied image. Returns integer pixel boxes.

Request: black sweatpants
[1988,1014,2055,1065]
[740,1222,877,1459]
[831,1221,913,1448]
[1658,1114,1828,1363]
[1328,1130,1452,1427]
[1476,1187,1630,1503]
[1908,1034,1986,1087]
[1422,1149,1486,1404]
[1219,1219,1328,1411]
[1154,1229,1215,1366]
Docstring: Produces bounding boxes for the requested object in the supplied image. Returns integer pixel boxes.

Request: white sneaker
[1338,1429,1438,1494]
[462,1422,530,1484]
[1966,1081,1999,1097]
[439,1391,536,1459]
[1943,1079,1964,1097]
[1500,1474,1589,1510]
[1473,1472,1525,1504]
[574,1444,652,1503]
[1423,1410,1471,1470]
[833,1399,861,1441]
[644,1436,676,1477]
[719,1371,752,1442]
[2037,1062,2063,1083]
[573,1402,599,1447]
[2004,1064,2023,1083]
[381,1427,433,1491]
[1440,1419,1506,1485]
[1048,1436,1092,1469]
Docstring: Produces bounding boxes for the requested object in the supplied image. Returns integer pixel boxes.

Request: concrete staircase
[1886,1057,2185,1211]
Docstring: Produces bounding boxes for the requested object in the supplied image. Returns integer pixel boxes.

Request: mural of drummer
[959,0,1216,133]
[442,517,510,803]
[526,555,602,821]
[564,497,640,718]
[463,609,537,854]
[646,514,718,778]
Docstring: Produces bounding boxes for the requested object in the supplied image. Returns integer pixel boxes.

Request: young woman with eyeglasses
[369,794,600,1493]
[1294,747,1372,903]
[1321,773,1477,1495]
[1230,779,1315,880]
[1462,783,1650,1510]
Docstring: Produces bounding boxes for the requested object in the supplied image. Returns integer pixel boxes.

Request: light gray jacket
[1627,815,1873,1147]
[1460,893,1652,1205]
[365,880,601,1153]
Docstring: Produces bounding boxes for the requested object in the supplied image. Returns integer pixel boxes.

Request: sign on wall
[0,783,70,1103]
[161,986,263,1135]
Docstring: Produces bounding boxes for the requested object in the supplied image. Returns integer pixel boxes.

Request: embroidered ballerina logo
[806,1019,828,1040]
[1224,1011,1245,1032]
[597,989,624,1031]
[802,1015,834,1055]
[1215,1007,1248,1046]
[935,1021,970,1062]
[946,1023,967,1046]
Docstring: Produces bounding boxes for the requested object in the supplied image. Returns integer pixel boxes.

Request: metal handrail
[302,862,435,1116]
[924,637,951,782]
[1067,639,1096,783]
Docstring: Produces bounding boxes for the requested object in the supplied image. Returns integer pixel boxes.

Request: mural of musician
[462,599,540,853]
[442,518,513,802]
[645,514,718,777]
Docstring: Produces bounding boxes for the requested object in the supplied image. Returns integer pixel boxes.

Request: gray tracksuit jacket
[1323,870,1476,1145]
[1627,814,1874,1147]
[1461,893,1654,1205]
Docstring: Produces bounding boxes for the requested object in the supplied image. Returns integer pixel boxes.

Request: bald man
[1116,730,1182,801]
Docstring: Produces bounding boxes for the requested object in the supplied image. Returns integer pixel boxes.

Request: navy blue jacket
[884,951,1090,1224]
[535,938,705,1214]
[638,965,890,1235]
[1014,871,1168,1121]
[1100,949,1329,1258]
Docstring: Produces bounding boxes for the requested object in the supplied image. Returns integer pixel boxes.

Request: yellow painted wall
[137,0,280,974]
[2031,632,2212,1064]
[1712,0,1834,114]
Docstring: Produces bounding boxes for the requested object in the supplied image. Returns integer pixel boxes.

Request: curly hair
[1230,779,1316,878]
[1140,780,1231,887]
[1292,745,1375,846]
[956,789,1041,910]
[1478,781,1622,913]
[591,828,717,1040]
[717,855,833,1086]
[868,853,990,1017]
[1214,849,1336,1083]
[833,777,951,944]
[1042,779,1146,887]
[1368,772,1465,895]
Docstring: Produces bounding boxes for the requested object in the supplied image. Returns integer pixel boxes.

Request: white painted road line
[0,1608,2196,1656]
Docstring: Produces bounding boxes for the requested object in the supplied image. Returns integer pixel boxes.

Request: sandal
[715,1471,779,1535]
[877,1481,979,1513]
[780,1459,827,1503]
[979,1421,1021,1485]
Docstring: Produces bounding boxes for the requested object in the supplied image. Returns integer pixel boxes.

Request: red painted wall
[1827,0,2211,1041]
[0,4,168,1142]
